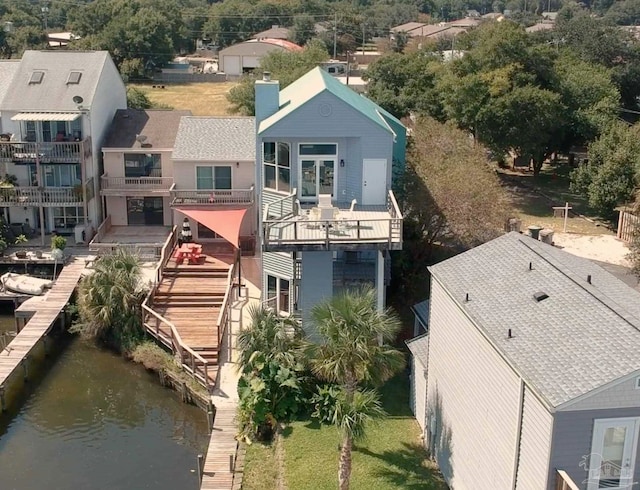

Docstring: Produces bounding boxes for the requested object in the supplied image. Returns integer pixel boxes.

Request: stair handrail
[142,287,211,388]
[155,225,178,285]
[216,258,237,348]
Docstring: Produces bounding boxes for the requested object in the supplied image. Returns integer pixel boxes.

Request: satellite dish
[136,134,147,144]
[72,95,84,105]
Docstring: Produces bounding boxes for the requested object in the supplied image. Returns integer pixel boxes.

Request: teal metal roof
[258,67,404,137]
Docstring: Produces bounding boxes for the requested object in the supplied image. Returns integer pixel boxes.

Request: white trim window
[263,142,290,193]
[196,166,232,190]
[266,274,290,315]
[298,143,337,202]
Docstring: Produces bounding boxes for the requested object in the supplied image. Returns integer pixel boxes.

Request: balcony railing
[0,140,88,164]
[555,470,580,490]
[170,186,254,206]
[262,190,403,251]
[100,173,173,196]
[0,186,83,207]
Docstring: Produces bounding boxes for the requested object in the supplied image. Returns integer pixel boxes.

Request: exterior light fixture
[340,159,345,167]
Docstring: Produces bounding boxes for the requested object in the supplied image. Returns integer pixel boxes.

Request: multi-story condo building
[254,67,406,327]
[0,50,126,244]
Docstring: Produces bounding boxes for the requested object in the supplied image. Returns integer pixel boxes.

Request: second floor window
[263,142,290,193]
[124,154,161,178]
[196,166,232,190]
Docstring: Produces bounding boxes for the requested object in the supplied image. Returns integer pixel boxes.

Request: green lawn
[242,374,447,490]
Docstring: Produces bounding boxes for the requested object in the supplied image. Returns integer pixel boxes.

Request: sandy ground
[553,232,631,267]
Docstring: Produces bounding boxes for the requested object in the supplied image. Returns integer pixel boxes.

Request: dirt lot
[127,82,238,116]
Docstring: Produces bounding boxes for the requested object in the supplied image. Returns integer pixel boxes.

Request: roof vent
[67,71,82,84]
[533,291,549,302]
[29,71,44,84]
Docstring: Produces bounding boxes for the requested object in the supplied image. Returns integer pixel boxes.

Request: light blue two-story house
[254,67,405,327]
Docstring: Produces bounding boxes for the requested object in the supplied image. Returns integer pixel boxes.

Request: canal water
[0,309,209,490]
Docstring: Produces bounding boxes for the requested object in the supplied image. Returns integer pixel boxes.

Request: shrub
[51,235,67,250]
[310,383,341,424]
[131,341,172,371]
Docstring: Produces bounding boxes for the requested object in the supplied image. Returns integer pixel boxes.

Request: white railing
[555,470,580,490]
[262,190,403,250]
[171,186,254,206]
[91,214,112,245]
[0,186,83,206]
[0,140,86,164]
[101,173,173,192]
[263,188,296,221]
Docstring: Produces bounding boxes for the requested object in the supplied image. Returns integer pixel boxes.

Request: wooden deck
[145,245,235,387]
[0,259,85,401]
[200,403,238,490]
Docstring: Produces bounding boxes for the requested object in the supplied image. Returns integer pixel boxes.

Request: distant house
[482,12,504,20]
[218,39,303,77]
[526,22,556,33]
[47,32,79,48]
[252,25,291,40]
[410,232,640,489]
[390,22,430,38]
[411,299,429,336]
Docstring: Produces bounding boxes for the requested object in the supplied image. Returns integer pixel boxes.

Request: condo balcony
[100,173,174,197]
[0,140,89,165]
[262,190,403,252]
[170,186,255,207]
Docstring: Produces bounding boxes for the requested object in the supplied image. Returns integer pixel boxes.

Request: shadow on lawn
[356,442,448,489]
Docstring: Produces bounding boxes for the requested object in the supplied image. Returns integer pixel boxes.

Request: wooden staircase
[143,245,236,390]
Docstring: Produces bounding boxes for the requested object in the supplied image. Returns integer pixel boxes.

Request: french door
[299,159,335,201]
[588,418,640,490]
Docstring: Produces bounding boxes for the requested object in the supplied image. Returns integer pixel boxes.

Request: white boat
[1,273,53,296]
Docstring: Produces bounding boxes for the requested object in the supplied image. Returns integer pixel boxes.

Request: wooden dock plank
[0,259,85,389]
[200,404,238,490]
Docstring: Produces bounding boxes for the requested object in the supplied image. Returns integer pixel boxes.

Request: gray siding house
[414,232,640,490]
[254,67,405,327]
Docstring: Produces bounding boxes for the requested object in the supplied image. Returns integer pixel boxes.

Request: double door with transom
[300,159,335,202]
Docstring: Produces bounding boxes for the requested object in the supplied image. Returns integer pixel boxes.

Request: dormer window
[67,71,82,84]
[29,71,44,84]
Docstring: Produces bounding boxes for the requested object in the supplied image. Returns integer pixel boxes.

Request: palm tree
[306,287,405,490]
[73,249,147,350]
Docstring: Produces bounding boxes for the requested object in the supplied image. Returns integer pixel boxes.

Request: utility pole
[361,22,365,55]
[333,13,337,59]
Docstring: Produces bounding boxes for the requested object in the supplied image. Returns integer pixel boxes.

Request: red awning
[176,208,248,248]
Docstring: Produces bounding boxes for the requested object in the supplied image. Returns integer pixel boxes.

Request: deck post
[22,356,28,381]
[197,454,204,482]
[207,401,214,434]
[229,454,234,472]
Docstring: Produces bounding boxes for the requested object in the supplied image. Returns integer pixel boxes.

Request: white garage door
[243,56,260,68]
[222,55,241,76]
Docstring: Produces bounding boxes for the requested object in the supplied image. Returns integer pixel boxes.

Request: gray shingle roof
[429,232,640,408]
[406,334,429,367]
[0,60,20,107]
[172,117,255,161]
[103,109,192,149]
[1,50,115,112]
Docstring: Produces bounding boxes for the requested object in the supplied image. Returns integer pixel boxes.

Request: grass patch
[243,441,279,490]
[498,163,615,235]
[242,374,447,490]
[127,82,237,116]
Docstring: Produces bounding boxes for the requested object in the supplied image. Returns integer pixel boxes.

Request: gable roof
[172,116,255,161]
[103,109,192,149]
[258,67,403,136]
[391,22,428,33]
[406,333,429,367]
[1,50,116,112]
[429,232,640,409]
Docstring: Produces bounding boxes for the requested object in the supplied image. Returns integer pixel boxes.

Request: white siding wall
[426,278,522,490]
[413,356,427,432]
[515,386,553,489]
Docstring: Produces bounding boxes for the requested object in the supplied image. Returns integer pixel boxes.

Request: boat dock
[0,258,84,412]
[200,402,239,490]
